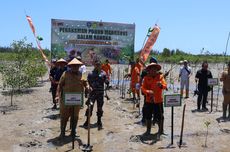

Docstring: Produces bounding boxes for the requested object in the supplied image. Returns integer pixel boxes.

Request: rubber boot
[83,117,89,128]
[143,120,151,136]
[223,103,227,119]
[71,117,78,137]
[97,117,103,130]
[180,89,183,98]
[157,117,164,140]
[59,120,67,138]
[159,118,164,135]
[185,90,189,98]
[228,104,230,118]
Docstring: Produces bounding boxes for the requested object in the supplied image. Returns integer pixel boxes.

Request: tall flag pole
[26,15,50,67]
[140,24,160,62]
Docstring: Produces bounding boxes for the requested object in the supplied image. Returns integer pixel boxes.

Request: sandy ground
[0,63,229,152]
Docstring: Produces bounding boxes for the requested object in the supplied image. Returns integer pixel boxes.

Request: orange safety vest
[101,63,112,78]
[141,74,167,103]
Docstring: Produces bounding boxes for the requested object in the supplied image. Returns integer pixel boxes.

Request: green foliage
[120,44,134,62]
[51,43,67,59]
[0,38,48,106]
[134,48,229,64]
[162,48,171,57]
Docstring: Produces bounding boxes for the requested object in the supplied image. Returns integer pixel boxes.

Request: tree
[0,38,47,106]
[162,48,171,57]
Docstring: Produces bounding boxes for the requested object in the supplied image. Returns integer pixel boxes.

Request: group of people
[49,55,112,138]
[128,57,230,138]
[49,53,230,140]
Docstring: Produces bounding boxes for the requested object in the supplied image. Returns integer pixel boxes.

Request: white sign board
[64,92,83,106]
[164,94,181,107]
[208,78,218,86]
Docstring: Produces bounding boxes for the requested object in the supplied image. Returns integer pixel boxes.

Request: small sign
[208,78,218,86]
[164,94,181,107]
[64,92,83,106]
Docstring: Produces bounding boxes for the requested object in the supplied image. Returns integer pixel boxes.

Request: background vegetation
[0,38,48,105]
[134,48,230,64]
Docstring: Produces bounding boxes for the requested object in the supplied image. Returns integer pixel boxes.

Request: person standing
[140,56,158,124]
[131,58,144,102]
[55,58,89,138]
[220,61,230,119]
[141,62,167,137]
[50,58,67,109]
[179,60,192,98]
[195,61,213,111]
[101,59,112,88]
[83,59,109,130]
[49,59,58,109]
[76,56,86,74]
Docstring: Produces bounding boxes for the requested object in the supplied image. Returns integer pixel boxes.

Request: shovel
[80,98,93,152]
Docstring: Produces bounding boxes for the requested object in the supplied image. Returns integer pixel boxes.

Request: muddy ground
[0,63,229,152]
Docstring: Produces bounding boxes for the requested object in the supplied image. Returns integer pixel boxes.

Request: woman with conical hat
[56,58,89,138]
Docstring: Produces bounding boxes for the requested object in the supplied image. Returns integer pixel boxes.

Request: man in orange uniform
[101,59,112,88]
[131,61,141,101]
[141,62,167,137]
[131,58,144,100]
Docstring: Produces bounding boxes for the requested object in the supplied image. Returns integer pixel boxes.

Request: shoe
[83,121,88,128]
[202,107,208,111]
[97,121,103,130]
[185,96,189,99]
[52,105,57,110]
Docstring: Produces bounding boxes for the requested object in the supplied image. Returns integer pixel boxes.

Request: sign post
[208,78,218,112]
[164,94,181,145]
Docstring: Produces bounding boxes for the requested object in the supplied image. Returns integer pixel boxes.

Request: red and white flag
[26,15,36,36]
[26,15,50,66]
[140,25,160,62]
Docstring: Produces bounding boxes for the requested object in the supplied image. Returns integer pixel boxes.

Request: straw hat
[56,58,67,64]
[183,60,188,63]
[68,58,83,66]
[146,62,161,71]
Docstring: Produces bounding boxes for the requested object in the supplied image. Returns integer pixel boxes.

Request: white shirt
[79,65,86,74]
[179,66,192,80]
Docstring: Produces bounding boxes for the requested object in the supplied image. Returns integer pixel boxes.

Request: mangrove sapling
[203,121,211,148]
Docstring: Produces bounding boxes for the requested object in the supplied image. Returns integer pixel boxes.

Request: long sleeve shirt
[141,74,167,103]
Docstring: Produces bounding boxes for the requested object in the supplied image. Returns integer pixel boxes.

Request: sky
[0,0,230,55]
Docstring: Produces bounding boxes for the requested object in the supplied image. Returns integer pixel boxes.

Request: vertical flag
[26,16,36,35]
[26,15,50,66]
[140,25,160,62]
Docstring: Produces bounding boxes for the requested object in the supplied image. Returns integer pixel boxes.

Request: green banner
[51,19,135,64]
